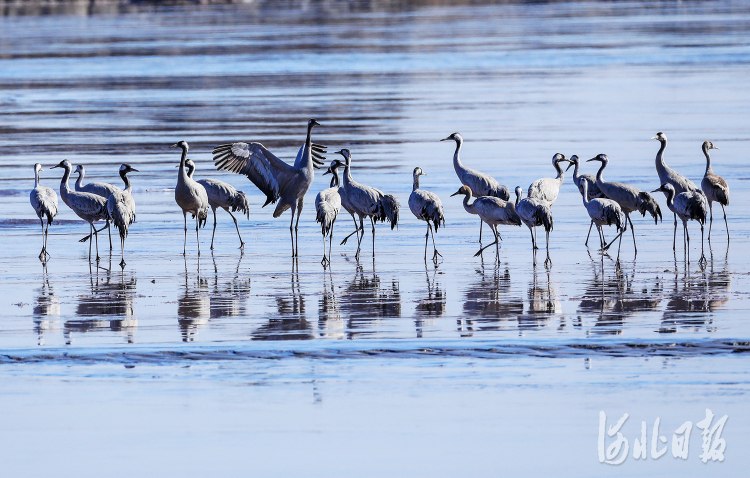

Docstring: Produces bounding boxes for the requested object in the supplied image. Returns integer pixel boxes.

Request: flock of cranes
[29,119,731,269]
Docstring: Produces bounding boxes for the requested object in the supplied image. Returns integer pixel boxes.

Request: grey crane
[107,164,139,267]
[409,167,446,262]
[579,180,625,263]
[587,154,662,255]
[335,148,400,259]
[652,183,708,263]
[30,163,58,261]
[316,159,343,265]
[652,132,705,250]
[566,154,606,246]
[74,164,119,249]
[50,159,109,261]
[212,119,326,257]
[700,141,730,243]
[515,186,554,266]
[441,132,509,242]
[451,185,520,258]
[184,159,250,251]
[171,141,209,256]
[527,153,571,204]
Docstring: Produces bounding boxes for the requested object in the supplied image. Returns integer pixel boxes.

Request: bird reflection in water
[65,261,137,344]
[33,263,60,346]
[178,257,209,342]
[319,267,344,339]
[458,258,521,337]
[579,255,662,335]
[253,258,313,340]
[660,250,730,333]
[340,260,401,339]
[209,253,251,319]
[414,263,446,338]
[519,266,561,330]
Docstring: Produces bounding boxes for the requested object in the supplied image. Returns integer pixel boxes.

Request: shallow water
[1,1,750,475]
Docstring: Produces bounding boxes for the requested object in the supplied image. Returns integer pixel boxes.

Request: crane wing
[212,142,293,207]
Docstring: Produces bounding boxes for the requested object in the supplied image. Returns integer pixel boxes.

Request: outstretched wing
[212,142,293,207]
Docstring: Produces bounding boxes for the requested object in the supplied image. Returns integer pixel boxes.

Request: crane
[30,163,58,261]
[700,141,730,243]
[172,141,209,256]
[409,167,446,262]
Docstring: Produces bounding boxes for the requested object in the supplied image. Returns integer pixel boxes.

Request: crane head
[565,155,579,171]
[74,164,84,174]
[651,183,674,196]
[308,118,321,128]
[334,149,351,163]
[440,132,462,143]
[450,184,471,198]
[170,140,189,151]
[552,153,569,165]
[703,140,719,151]
[50,159,71,171]
[34,163,43,174]
[651,132,666,142]
[120,163,140,173]
[413,167,425,177]
[323,158,343,176]
[586,154,608,164]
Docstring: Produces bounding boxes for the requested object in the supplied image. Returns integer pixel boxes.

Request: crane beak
[714,146,720,150]
[323,168,331,176]
[421,172,427,176]
[50,164,59,169]
[650,136,658,140]
[565,162,574,171]
[650,188,661,193]
[586,157,598,162]
[450,190,462,197]
[440,137,450,142]
[130,167,140,172]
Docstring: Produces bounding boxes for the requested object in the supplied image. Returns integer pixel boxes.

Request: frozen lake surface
[1,0,749,475]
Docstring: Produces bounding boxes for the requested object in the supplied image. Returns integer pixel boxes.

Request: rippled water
[2,1,750,476]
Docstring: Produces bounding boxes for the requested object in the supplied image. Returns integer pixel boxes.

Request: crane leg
[424,223,429,261]
[370,216,376,256]
[78,222,109,243]
[88,223,93,261]
[585,221,594,247]
[120,236,126,268]
[479,219,483,243]
[527,225,535,250]
[226,209,244,250]
[474,222,499,257]
[195,215,201,257]
[544,229,552,268]
[597,225,604,250]
[107,220,113,250]
[626,213,637,255]
[708,201,713,242]
[289,203,297,258]
[616,226,623,267]
[321,228,327,265]
[430,223,442,262]
[38,218,46,259]
[699,223,707,264]
[340,212,359,245]
[45,220,52,258]
[210,208,218,250]
[720,203,729,243]
[673,213,678,251]
[533,226,539,250]
[295,198,303,258]
[94,223,100,262]
[183,212,188,256]
[684,222,689,261]
[494,225,500,255]
[354,215,365,259]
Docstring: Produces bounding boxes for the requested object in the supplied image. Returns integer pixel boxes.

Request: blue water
[1,1,749,476]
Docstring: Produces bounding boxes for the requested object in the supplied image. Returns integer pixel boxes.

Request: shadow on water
[518,266,560,330]
[414,263,446,338]
[659,251,731,334]
[319,267,345,340]
[458,258,522,337]
[253,258,313,341]
[33,263,60,346]
[341,260,401,339]
[64,260,137,344]
[578,255,662,335]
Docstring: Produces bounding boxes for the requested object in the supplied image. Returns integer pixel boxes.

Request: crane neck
[594,160,607,184]
[655,138,668,176]
[515,190,521,207]
[571,161,580,184]
[580,181,590,207]
[178,147,189,184]
[120,169,132,194]
[412,174,420,192]
[461,191,475,213]
[329,168,340,188]
[452,138,463,172]
[342,158,354,186]
[703,143,713,175]
[663,188,675,210]
[34,170,40,188]
[59,165,73,200]
[553,160,565,182]
[75,168,84,189]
